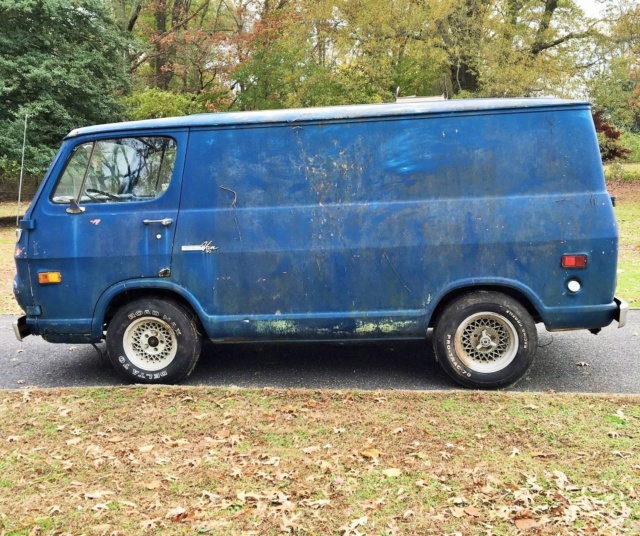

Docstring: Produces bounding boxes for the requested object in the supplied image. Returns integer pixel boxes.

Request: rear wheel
[106,298,201,384]
[433,291,537,389]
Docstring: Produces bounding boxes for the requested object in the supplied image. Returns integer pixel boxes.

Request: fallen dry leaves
[0,387,638,534]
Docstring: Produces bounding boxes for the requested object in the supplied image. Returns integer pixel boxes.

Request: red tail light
[562,254,587,268]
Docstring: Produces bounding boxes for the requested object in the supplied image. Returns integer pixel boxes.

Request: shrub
[593,110,631,162]
[619,132,640,163]
[604,162,640,181]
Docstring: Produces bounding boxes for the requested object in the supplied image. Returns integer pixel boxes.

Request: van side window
[52,137,177,204]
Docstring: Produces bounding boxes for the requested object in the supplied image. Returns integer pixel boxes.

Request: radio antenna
[16,114,28,229]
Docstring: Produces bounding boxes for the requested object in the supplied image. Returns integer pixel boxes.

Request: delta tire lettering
[117,353,170,378]
[130,368,168,380]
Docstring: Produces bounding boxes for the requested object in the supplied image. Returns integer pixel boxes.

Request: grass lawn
[0,221,18,314]
[604,162,640,175]
[607,179,640,306]
[604,163,640,184]
[614,199,640,306]
[0,387,638,534]
[0,201,26,219]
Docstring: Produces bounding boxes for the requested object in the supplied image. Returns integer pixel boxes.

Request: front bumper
[614,296,628,329]
[13,316,31,341]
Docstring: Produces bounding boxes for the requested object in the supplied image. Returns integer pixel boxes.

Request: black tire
[106,298,202,384]
[433,291,537,389]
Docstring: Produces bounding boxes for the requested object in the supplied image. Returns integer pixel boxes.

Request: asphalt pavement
[0,312,638,392]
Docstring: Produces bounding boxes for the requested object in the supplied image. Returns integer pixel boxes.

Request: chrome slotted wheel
[123,317,178,371]
[454,312,519,373]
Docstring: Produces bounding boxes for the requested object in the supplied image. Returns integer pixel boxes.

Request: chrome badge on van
[181,241,218,253]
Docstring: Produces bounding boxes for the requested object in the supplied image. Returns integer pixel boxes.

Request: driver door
[26,131,187,337]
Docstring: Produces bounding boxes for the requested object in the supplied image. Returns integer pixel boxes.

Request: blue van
[13,98,627,389]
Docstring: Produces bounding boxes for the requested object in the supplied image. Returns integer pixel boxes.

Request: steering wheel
[85,188,119,201]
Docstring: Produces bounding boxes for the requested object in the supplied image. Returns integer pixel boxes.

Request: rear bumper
[541,297,628,331]
[615,296,628,328]
[13,316,31,341]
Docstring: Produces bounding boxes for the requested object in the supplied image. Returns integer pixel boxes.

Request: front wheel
[433,291,537,389]
[106,298,202,384]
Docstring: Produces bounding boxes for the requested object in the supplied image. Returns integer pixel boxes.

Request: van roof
[66,97,589,139]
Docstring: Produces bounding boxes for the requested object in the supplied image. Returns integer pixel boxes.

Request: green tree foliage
[112,0,634,163]
[230,2,403,110]
[116,0,601,115]
[233,0,450,110]
[0,0,634,172]
[123,88,227,119]
[589,58,640,133]
[0,0,130,174]
[116,0,239,97]
[111,0,630,110]
[620,132,640,162]
[124,89,198,119]
[582,0,640,159]
[471,0,597,97]
[231,0,599,107]
[587,1,640,132]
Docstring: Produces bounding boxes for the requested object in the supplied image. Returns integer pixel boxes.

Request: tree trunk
[451,61,479,93]
[154,1,172,90]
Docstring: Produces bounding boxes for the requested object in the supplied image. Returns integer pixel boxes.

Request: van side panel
[172,106,617,340]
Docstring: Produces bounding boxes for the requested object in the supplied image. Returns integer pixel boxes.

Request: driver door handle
[143,218,173,227]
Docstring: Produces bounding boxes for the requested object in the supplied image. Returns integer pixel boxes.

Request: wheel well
[428,286,541,329]
[103,289,204,334]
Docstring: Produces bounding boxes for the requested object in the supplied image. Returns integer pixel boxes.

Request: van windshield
[51,137,177,204]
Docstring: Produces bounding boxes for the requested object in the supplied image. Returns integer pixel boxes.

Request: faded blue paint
[14,98,621,344]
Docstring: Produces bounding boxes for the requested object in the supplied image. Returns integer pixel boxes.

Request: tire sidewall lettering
[449,305,527,377]
[120,307,177,375]
[445,334,472,378]
[116,353,170,379]
[125,310,182,338]
[107,299,201,384]
[434,292,538,389]
[129,367,168,381]
[504,308,528,349]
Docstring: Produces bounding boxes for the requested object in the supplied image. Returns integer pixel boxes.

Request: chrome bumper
[13,316,31,341]
[614,297,628,329]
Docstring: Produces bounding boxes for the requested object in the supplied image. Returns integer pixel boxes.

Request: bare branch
[531,30,593,55]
